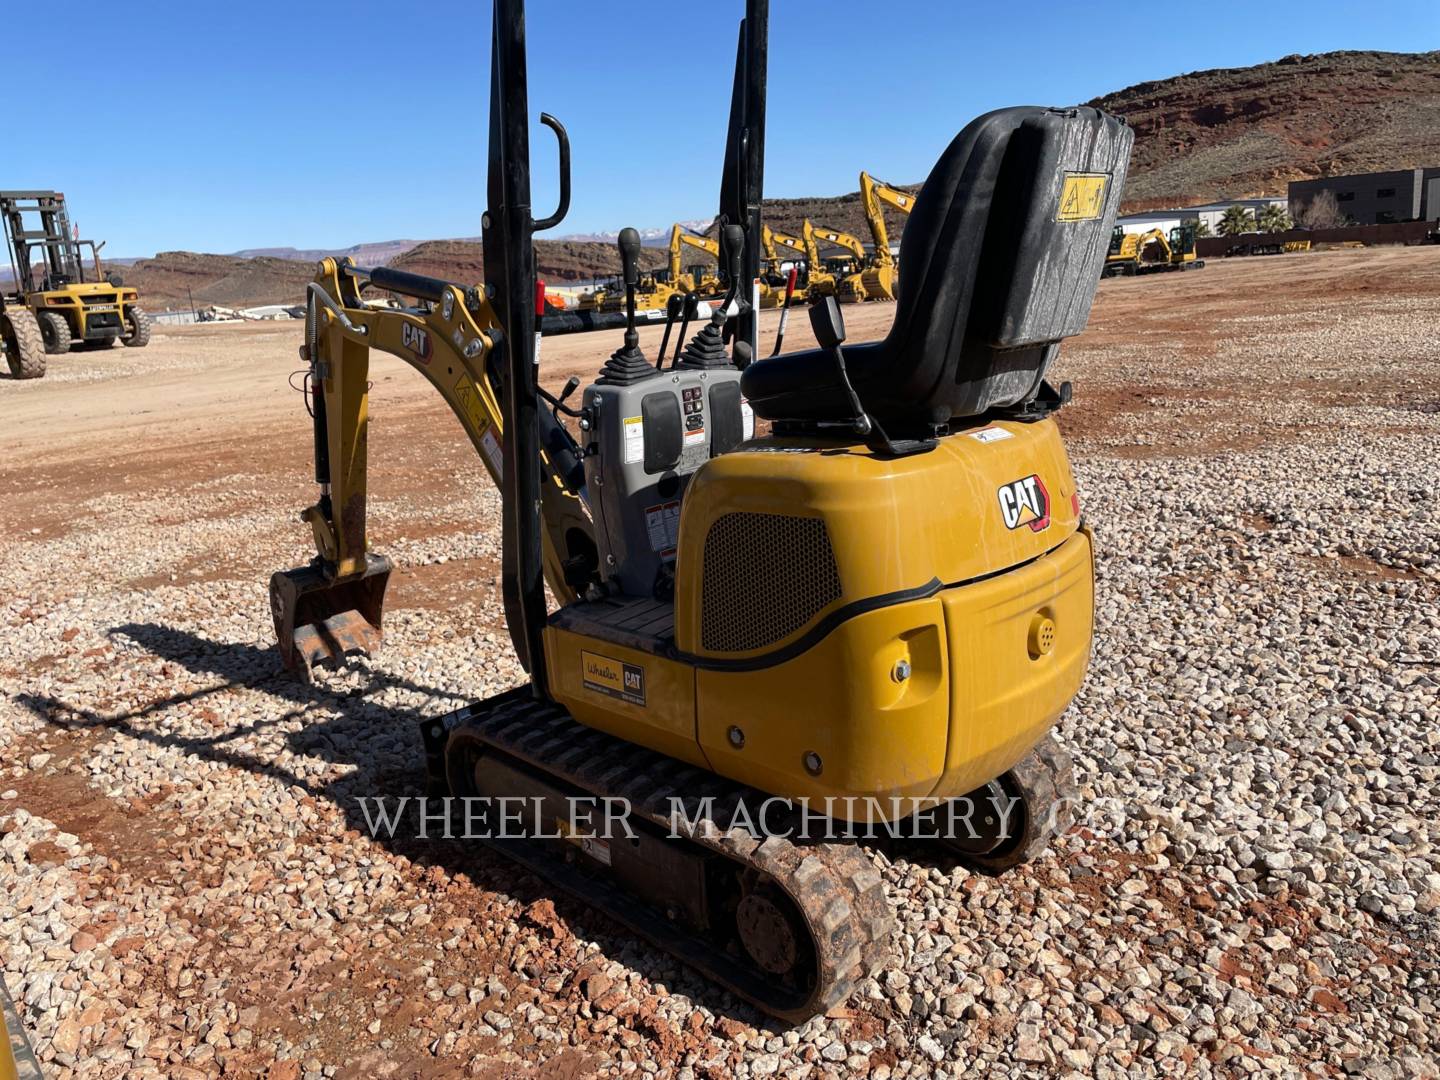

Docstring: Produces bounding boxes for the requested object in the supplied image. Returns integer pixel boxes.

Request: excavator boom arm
[769,228,806,257]
[812,223,866,262]
[858,172,916,270]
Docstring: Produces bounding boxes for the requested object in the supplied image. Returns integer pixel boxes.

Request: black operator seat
[741,106,1133,433]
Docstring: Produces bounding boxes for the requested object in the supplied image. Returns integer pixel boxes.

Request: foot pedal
[269,554,393,677]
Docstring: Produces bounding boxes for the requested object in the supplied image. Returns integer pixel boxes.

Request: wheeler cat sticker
[998,474,1051,532]
[582,650,646,706]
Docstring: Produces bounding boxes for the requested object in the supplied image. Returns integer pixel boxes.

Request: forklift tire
[2,309,47,379]
[121,305,152,348]
[37,310,72,354]
[955,735,1076,875]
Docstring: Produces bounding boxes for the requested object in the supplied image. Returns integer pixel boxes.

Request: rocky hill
[390,239,666,286]
[1088,50,1440,209]
[115,252,315,311]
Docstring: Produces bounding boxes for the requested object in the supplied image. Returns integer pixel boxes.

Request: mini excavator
[269,0,1131,1021]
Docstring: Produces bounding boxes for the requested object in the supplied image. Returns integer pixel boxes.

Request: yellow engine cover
[544,417,1094,819]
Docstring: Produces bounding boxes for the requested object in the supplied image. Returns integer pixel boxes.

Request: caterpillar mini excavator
[268,0,1130,1021]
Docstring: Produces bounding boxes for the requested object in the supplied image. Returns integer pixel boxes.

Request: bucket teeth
[269,554,393,676]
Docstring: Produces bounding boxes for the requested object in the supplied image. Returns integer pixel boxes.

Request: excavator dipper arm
[271,257,595,677]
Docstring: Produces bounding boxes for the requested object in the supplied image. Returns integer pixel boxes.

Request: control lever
[670,293,698,368]
[656,292,683,371]
[809,297,903,455]
[618,226,643,355]
[594,228,654,386]
[770,266,799,357]
[719,223,746,317]
[539,374,583,417]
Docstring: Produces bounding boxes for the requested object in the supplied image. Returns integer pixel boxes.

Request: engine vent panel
[700,512,842,653]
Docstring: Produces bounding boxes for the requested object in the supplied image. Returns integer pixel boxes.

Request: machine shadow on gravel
[18,621,789,1025]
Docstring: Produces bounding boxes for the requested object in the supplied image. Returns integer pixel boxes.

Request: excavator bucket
[269,555,393,676]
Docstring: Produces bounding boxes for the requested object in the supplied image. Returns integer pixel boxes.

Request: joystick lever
[618,226,642,352]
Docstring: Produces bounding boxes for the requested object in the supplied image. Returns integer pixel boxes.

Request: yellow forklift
[1,191,151,357]
[267,0,1131,1020]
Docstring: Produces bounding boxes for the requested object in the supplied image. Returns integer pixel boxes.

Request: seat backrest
[857,106,1132,425]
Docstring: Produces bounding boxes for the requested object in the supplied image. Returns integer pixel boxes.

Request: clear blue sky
[8,1,1436,256]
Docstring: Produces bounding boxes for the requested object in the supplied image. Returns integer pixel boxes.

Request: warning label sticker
[1056,173,1108,222]
[582,650,646,706]
[480,428,504,479]
[644,500,682,555]
[454,377,491,436]
[682,428,706,449]
[623,415,645,464]
[968,426,1014,444]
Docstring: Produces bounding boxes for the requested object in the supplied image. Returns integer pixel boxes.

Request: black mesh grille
[700,513,842,653]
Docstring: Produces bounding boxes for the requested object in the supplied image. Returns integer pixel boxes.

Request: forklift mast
[1,191,87,292]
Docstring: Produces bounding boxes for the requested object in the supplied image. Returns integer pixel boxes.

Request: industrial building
[1114,197,1286,236]
[1289,168,1440,225]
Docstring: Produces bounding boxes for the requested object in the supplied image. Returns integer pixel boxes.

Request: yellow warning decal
[453,376,490,437]
[1056,173,1108,222]
[581,650,646,706]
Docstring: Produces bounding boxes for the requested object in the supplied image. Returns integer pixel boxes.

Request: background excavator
[1103,223,1205,276]
[667,224,724,296]
[581,224,728,316]
[267,0,1130,1022]
[803,220,867,300]
[1103,225,1161,276]
[756,225,807,308]
[838,172,917,303]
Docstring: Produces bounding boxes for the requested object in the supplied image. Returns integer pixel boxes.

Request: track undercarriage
[418,687,1076,1019]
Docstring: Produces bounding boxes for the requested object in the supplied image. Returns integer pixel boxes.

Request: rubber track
[425,689,894,1022]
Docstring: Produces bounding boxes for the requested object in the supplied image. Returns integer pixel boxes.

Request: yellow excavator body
[545,417,1090,809]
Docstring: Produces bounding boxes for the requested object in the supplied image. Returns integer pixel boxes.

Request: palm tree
[1256,204,1292,233]
[1184,217,1212,239]
[1218,205,1256,237]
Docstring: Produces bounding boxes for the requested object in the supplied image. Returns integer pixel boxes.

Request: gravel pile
[1,255,1437,1078]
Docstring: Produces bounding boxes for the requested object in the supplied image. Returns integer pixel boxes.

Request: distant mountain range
[228,238,436,266]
